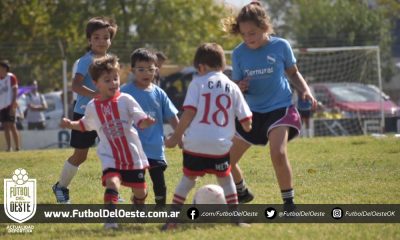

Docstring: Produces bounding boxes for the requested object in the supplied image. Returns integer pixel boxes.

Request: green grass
[0,136,399,239]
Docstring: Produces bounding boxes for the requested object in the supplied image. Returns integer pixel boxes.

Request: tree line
[0,0,397,90]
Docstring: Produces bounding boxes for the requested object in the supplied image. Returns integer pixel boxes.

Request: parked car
[161,66,232,111]
[310,82,400,118]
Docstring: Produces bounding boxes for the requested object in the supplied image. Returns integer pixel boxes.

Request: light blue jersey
[73,51,97,114]
[232,36,295,113]
[121,83,178,162]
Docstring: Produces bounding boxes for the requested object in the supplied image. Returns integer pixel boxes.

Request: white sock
[172,176,196,204]
[217,174,238,204]
[58,160,78,188]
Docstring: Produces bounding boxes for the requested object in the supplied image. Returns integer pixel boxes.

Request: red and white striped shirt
[80,92,149,170]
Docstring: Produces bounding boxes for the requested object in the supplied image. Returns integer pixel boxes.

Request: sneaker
[52,182,70,204]
[104,222,118,230]
[238,189,254,204]
[161,222,179,231]
[283,202,297,214]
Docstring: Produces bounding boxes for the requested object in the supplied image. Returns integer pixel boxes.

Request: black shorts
[102,168,146,189]
[0,106,16,123]
[70,112,97,149]
[28,121,46,130]
[148,158,167,171]
[235,105,301,145]
[298,109,312,119]
[182,151,231,177]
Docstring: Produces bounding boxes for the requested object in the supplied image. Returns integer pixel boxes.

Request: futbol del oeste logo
[4,168,37,223]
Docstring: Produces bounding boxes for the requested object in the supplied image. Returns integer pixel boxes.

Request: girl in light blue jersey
[52,17,118,204]
[224,2,317,208]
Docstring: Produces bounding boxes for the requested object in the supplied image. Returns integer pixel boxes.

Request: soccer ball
[193,184,226,204]
[12,168,29,185]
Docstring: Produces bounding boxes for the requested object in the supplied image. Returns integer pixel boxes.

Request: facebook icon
[187,207,199,220]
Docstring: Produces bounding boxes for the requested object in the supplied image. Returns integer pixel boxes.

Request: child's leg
[172,175,197,205]
[149,166,167,206]
[131,187,147,204]
[268,126,294,205]
[104,176,121,227]
[216,173,238,205]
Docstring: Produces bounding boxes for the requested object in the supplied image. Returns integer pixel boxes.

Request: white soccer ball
[193,184,226,204]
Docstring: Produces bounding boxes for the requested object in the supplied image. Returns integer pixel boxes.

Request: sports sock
[281,188,294,204]
[172,175,196,205]
[149,166,167,206]
[217,174,238,205]
[58,160,78,187]
[235,179,247,194]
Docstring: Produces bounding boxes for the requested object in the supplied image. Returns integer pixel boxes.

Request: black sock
[235,179,247,194]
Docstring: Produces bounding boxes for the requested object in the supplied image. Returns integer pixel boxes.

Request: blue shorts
[235,105,301,145]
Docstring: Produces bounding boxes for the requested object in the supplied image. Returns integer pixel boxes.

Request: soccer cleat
[237,189,254,204]
[161,222,179,231]
[52,182,70,204]
[104,222,118,230]
[283,202,297,213]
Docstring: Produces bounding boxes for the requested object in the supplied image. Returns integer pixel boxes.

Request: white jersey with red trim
[182,71,252,156]
[80,92,149,170]
[0,73,18,110]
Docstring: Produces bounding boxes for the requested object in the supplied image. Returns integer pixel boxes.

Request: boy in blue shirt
[121,48,179,208]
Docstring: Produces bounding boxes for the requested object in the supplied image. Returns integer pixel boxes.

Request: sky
[222,0,252,8]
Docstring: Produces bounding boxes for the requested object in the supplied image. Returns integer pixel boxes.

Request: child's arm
[59,117,83,131]
[168,115,179,130]
[240,118,252,132]
[165,108,195,148]
[138,116,156,129]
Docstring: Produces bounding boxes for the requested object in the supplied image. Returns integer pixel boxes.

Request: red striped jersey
[80,92,149,170]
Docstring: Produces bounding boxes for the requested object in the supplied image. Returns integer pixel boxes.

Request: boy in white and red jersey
[60,55,155,229]
[0,60,20,151]
[162,43,252,230]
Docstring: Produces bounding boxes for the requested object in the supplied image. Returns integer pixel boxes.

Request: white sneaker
[104,222,118,230]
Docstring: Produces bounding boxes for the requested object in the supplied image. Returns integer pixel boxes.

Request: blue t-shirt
[73,51,97,114]
[232,36,295,113]
[121,83,178,162]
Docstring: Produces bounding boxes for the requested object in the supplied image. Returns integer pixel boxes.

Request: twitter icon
[265,207,277,219]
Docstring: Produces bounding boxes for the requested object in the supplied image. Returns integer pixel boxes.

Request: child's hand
[59,118,71,129]
[139,116,156,129]
[164,134,178,148]
[237,77,250,93]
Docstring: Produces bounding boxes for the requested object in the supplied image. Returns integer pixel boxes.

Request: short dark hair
[0,59,10,72]
[130,48,158,68]
[86,16,118,40]
[89,55,120,82]
[193,43,225,70]
[156,51,167,62]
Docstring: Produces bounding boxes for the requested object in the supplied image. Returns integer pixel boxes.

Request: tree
[261,0,395,82]
[0,0,240,90]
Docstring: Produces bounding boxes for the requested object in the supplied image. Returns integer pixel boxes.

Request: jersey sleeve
[9,74,18,88]
[182,80,199,112]
[160,89,178,121]
[231,49,243,82]
[79,102,97,131]
[233,84,252,122]
[282,39,296,69]
[75,56,90,77]
[126,95,148,127]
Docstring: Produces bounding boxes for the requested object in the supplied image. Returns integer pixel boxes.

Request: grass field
[0,136,399,239]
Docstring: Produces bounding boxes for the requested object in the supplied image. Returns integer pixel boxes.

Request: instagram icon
[332,207,343,220]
